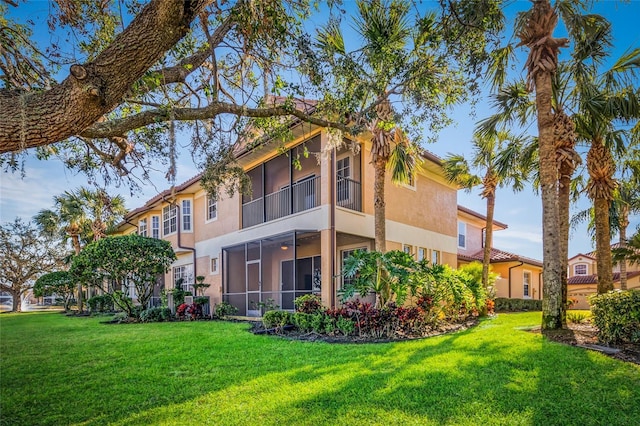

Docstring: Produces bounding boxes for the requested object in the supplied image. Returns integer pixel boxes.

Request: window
[210,257,219,274]
[207,196,217,221]
[417,247,428,261]
[173,265,194,293]
[336,156,351,203]
[574,264,587,276]
[138,218,148,237]
[151,216,160,239]
[403,244,413,256]
[163,205,177,236]
[431,250,440,265]
[523,271,531,298]
[182,200,192,231]
[458,221,467,249]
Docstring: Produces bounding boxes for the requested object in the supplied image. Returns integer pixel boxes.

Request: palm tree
[615,163,640,290]
[314,0,504,253]
[35,187,127,311]
[573,48,640,294]
[444,130,529,289]
[516,0,569,329]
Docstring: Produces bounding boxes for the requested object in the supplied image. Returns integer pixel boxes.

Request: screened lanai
[222,231,321,316]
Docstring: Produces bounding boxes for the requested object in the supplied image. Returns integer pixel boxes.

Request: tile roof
[458,247,543,267]
[567,271,640,285]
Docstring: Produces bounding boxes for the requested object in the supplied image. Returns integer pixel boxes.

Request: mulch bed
[250,318,479,344]
[533,322,640,365]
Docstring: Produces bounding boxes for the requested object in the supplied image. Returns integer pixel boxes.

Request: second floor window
[182,200,192,231]
[163,205,177,236]
[207,196,217,221]
[151,216,160,239]
[138,218,148,237]
[574,264,587,275]
[458,221,467,249]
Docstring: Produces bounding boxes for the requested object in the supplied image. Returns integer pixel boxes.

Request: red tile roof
[568,271,640,285]
[458,248,542,267]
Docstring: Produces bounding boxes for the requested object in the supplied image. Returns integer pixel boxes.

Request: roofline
[457,205,508,229]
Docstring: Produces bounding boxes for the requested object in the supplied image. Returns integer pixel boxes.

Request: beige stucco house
[456,206,543,301]
[567,244,640,309]
[116,121,460,316]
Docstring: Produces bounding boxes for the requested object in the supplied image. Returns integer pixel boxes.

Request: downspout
[508,261,524,298]
[330,148,337,309]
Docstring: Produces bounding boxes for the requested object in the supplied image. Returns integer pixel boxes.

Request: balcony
[336,176,362,212]
[243,176,322,228]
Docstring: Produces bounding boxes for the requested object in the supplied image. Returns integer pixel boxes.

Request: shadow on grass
[1,313,639,425]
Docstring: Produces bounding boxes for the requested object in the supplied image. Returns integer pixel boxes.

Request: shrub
[140,307,173,322]
[176,303,189,319]
[310,312,327,333]
[186,303,204,320]
[589,290,640,344]
[294,294,323,313]
[292,312,314,332]
[485,299,495,316]
[262,310,292,329]
[566,311,590,324]
[494,298,542,312]
[87,295,114,313]
[213,301,238,319]
[335,316,355,335]
[111,312,129,323]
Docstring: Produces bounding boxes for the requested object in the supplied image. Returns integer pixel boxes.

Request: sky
[1,0,639,261]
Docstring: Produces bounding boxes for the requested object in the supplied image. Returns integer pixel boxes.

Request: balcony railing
[243,176,321,228]
[242,175,361,228]
[336,176,362,212]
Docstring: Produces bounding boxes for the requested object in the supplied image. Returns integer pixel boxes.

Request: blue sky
[1,0,639,261]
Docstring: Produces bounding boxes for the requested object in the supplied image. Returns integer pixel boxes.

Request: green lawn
[1,312,638,426]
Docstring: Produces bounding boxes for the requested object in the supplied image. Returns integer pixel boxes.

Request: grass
[1,312,639,426]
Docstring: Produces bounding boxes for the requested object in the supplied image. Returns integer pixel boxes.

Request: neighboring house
[567,244,640,309]
[457,206,543,300]
[116,122,460,316]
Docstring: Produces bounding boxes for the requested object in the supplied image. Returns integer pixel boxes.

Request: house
[567,244,640,309]
[116,121,461,316]
[456,206,543,300]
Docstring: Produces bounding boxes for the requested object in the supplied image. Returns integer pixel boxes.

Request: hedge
[494,297,542,312]
[589,290,640,344]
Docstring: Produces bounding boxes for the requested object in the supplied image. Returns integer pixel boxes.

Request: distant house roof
[457,205,508,230]
[569,242,629,262]
[567,271,640,285]
[458,247,542,267]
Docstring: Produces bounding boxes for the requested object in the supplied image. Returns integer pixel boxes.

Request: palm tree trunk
[482,193,496,289]
[374,158,387,253]
[619,206,629,290]
[594,197,614,293]
[586,140,615,294]
[558,169,571,324]
[71,234,84,312]
[536,70,564,330]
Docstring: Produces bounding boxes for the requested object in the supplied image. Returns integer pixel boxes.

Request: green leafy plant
[262,310,292,330]
[566,311,590,324]
[33,271,76,312]
[252,298,279,313]
[192,276,211,297]
[213,301,238,319]
[86,294,114,313]
[494,298,542,312]
[589,290,640,344]
[294,294,323,314]
[140,307,173,322]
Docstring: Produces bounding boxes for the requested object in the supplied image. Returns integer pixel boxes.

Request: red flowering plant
[176,303,188,319]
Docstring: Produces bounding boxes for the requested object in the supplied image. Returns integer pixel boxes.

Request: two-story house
[456,206,544,300]
[116,122,460,316]
[567,243,640,309]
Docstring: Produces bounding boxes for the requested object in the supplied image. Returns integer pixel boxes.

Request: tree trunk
[536,71,564,330]
[594,197,614,293]
[586,140,615,294]
[11,292,22,312]
[619,206,629,290]
[558,168,571,324]
[373,158,387,253]
[0,0,209,152]
[482,192,496,289]
[71,234,84,312]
